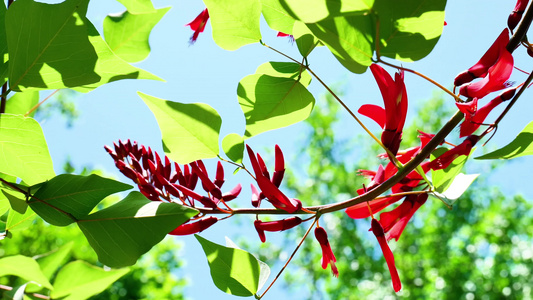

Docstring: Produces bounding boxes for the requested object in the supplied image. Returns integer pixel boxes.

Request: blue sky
[34,0,533,299]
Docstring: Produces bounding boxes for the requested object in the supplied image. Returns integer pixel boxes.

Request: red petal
[371,219,402,292]
[345,195,403,219]
[358,104,386,129]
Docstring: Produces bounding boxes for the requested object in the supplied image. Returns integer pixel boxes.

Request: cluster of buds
[105,140,242,235]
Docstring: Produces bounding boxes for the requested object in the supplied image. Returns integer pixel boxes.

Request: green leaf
[260,0,296,34]
[0,2,7,87]
[222,134,245,164]
[74,22,163,92]
[293,21,320,57]
[28,174,132,226]
[0,255,53,290]
[36,242,74,280]
[5,0,100,91]
[203,0,262,50]
[225,237,270,292]
[431,147,471,193]
[4,91,40,117]
[278,0,374,23]
[103,7,170,63]
[433,173,479,206]
[475,121,533,160]
[116,0,156,14]
[78,191,198,268]
[255,61,312,86]
[238,74,315,138]
[139,92,222,164]
[196,235,262,297]
[5,191,36,233]
[373,0,446,62]
[51,261,129,300]
[25,242,74,293]
[306,15,373,73]
[0,114,55,185]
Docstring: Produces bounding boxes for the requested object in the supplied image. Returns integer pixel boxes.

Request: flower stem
[25,89,60,117]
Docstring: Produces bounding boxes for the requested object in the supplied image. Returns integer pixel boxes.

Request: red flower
[371,219,402,292]
[314,226,339,277]
[508,0,529,31]
[246,145,301,213]
[359,64,408,156]
[379,194,428,242]
[429,135,479,170]
[254,217,302,243]
[457,88,516,137]
[169,216,218,236]
[454,29,510,87]
[186,8,209,44]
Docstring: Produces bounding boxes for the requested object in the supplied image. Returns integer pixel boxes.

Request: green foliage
[0,2,7,87]
[203,0,262,50]
[28,174,132,226]
[0,114,55,185]
[476,120,533,160]
[238,63,315,138]
[278,0,374,23]
[431,147,470,193]
[0,255,53,290]
[103,7,170,63]
[222,133,245,163]
[196,235,268,297]
[51,261,129,300]
[139,92,222,164]
[116,0,156,14]
[260,0,296,34]
[4,91,38,117]
[78,191,198,268]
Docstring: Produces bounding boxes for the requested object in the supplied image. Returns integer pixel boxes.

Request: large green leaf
[196,235,262,297]
[0,2,7,87]
[5,0,161,92]
[431,147,471,193]
[139,92,222,164]
[279,0,374,23]
[238,74,315,138]
[28,174,132,226]
[476,121,533,160]
[78,191,198,268]
[51,261,129,300]
[0,255,53,290]
[260,0,296,34]
[4,91,39,116]
[5,0,99,91]
[306,15,373,74]
[203,0,262,50]
[373,0,446,62]
[73,23,162,92]
[255,61,312,86]
[116,0,156,14]
[0,114,55,185]
[305,0,446,73]
[103,7,170,63]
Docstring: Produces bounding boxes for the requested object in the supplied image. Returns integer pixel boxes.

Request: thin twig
[258,217,318,299]
[25,89,60,117]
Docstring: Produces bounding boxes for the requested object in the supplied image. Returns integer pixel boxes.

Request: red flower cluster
[247,145,302,213]
[105,140,242,235]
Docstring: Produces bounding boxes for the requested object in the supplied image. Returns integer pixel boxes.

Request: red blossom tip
[371,219,402,292]
[186,8,209,44]
[314,227,338,277]
[169,216,218,235]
